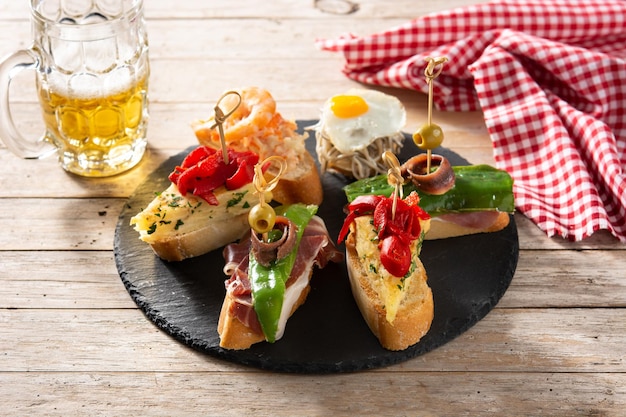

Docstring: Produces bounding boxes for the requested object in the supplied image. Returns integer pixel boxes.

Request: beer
[37,72,149,177]
[0,0,149,177]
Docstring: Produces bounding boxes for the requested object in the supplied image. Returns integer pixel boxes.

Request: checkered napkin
[316,0,626,242]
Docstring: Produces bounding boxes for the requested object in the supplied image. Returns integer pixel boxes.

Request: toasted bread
[130,182,260,261]
[217,277,311,350]
[132,87,323,261]
[217,212,342,350]
[345,216,434,351]
[129,151,323,262]
[192,87,323,206]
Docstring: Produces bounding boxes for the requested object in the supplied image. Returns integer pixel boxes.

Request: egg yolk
[330,95,369,118]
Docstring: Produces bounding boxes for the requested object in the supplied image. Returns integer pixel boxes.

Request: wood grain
[1,308,624,373]
[0,372,622,416]
[1,0,625,415]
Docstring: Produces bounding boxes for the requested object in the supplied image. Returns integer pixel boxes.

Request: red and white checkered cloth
[316,0,626,242]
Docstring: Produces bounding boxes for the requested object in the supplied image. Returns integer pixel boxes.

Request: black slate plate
[114,120,519,373]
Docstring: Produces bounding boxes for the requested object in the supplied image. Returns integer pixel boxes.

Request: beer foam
[46,60,146,100]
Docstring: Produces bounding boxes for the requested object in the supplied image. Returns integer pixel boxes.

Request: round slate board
[114,120,519,373]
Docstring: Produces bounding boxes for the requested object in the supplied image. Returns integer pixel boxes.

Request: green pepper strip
[343,165,515,216]
[248,203,318,343]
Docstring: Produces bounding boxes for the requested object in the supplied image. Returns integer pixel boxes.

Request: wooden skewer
[251,155,287,241]
[210,91,242,165]
[382,151,404,221]
[423,57,448,173]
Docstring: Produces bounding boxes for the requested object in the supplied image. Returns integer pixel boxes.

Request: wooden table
[2,1,625,415]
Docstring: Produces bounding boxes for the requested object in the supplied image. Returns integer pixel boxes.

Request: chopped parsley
[168,195,184,207]
[403,259,418,280]
[227,191,248,208]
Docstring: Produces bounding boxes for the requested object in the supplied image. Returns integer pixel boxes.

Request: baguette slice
[130,182,261,261]
[192,87,323,206]
[189,135,323,207]
[217,274,312,350]
[345,216,434,351]
[129,150,322,262]
[132,87,323,262]
[218,214,342,350]
[267,151,323,206]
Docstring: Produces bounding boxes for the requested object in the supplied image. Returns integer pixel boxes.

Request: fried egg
[320,89,406,154]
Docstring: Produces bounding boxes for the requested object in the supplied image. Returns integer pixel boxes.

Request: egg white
[320,89,406,154]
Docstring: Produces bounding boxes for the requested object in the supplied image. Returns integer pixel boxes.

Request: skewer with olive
[403,56,455,195]
[248,156,287,240]
[247,156,299,266]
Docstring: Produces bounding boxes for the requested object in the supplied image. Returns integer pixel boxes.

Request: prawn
[193,87,277,146]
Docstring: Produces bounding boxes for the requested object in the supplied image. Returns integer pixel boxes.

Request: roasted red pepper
[338,192,430,277]
[337,195,384,244]
[379,235,411,278]
[168,146,259,205]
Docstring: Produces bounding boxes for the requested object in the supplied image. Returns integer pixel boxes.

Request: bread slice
[345,216,434,351]
[129,149,322,262]
[425,211,510,240]
[269,151,323,206]
[188,138,323,207]
[130,182,261,261]
[132,87,323,262]
[192,87,323,206]
[217,278,311,350]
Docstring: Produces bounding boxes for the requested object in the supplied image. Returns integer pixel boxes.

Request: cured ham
[221,215,342,341]
[435,211,502,230]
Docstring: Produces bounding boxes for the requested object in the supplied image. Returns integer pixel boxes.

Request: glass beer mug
[0,0,149,177]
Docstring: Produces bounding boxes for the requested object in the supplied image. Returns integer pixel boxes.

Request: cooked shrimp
[192,86,308,175]
[193,87,277,146]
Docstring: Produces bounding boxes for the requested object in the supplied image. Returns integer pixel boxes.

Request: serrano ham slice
[218,215,342,349]
[425,211,511,240]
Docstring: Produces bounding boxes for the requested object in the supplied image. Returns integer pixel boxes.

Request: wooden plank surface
[1,307,625,373]
[1,0,625,416]
[0,372,623,416]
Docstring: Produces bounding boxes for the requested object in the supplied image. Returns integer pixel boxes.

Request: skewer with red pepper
[338,152,430,278]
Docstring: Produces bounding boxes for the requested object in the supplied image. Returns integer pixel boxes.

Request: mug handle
[0,48,56,159]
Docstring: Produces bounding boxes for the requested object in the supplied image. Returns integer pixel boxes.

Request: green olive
[413,123,444,150]
[248,203,276,234]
